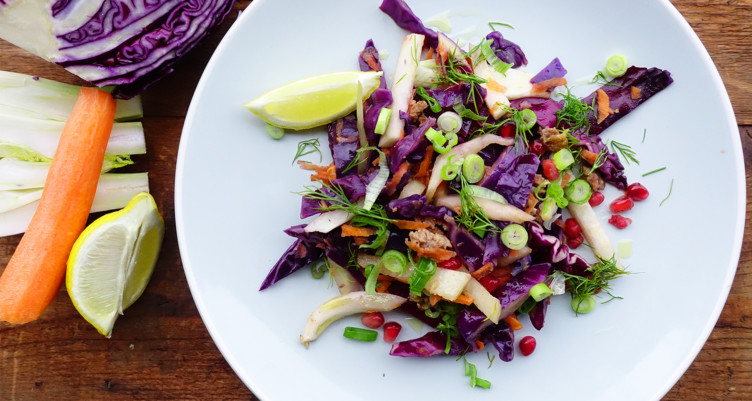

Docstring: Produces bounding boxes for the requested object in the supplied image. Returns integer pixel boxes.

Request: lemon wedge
[244,70,383,130]
[66,192,164,337]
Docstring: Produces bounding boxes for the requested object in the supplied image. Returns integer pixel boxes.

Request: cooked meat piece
[539,127,568,152]
[583,166,606,191]
[408,100,428,123]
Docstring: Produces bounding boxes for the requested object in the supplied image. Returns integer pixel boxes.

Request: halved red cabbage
[385,194,451,220]
[0,0,236,98]
[529,299,548,331]
[359,39,393,147]
[531,57,568,83]
[260,225,325,290]
[327,115,361,177]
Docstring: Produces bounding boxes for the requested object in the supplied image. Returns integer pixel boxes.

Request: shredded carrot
[375,277,393,293]
[470,263,494,279]
[353,237,370,246]
[341,224,376,237]
[630,86,642,100]
[596,89,615,124]
[581,149,599,165]
[429,294,442,306]
[393,220,430,230]
[385,162,409,195]
[503,314,523,331]
[405,241,456,262]
[425,48,434,60]
[486,78,507,93]
[532,77,568,93]
[452,293,475,305]
[524,193,538,214]
[475,340,485,351]
[298,161,336,184]
[0,88,116,324]
[415,146,434,183]
[560,170,575,189]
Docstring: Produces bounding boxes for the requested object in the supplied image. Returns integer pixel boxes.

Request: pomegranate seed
[498,122,515,138]
[541,159,559,181]
[563,218,581,239]
[608,214,632,229]
[478,275,503,293]
[529,139,545,156]
[609,195,634,213]
[626,182,649,201]
[438,257,462,270]
[566,233,584,249]
[361,312,385,329]
[383,321,402,342]
[588,191,605,207]
[519,335,536,356]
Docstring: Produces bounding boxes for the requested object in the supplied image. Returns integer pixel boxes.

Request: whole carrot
[0,87,116,324]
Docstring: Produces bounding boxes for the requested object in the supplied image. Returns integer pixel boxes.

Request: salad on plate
[245,0,673,386]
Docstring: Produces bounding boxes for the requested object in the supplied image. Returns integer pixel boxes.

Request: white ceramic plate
[175,1,744,400]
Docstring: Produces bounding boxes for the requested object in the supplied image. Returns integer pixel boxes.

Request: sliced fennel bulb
[0,155,133,191]
[0,71,142,121]
[0,173,150,237]
[0,114,146,159]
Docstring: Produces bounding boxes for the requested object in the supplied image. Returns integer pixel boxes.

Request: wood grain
[0,1,749,400]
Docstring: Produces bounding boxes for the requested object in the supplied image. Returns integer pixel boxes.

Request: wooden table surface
[0,1,750,400]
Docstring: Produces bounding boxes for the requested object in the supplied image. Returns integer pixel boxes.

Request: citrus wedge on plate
[66,192,164,338]
[244,70,383,130]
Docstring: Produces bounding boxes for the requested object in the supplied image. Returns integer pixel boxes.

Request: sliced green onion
[343,326,378,342]
[571,295,597,314]
[546,177,568,208]
[564,179,592,204]
[517,297,537,314]
[374,108,392,135]
[500,224,528,250]
[605,54,629,78]
[437,111,462,134]
[462,154,485,183]
[265,123,284,139]
[480,39,512,75]
[466,185,508,204]
[408,257,437,296]
[416,86,442,113]
[425,128,458,154]
[424,308,441,319]
[464,358,477,377]
[529,282,553,302]
[311,259,327,279]
[425,127,447,147]
[539,197,558,221]
[464,358,491,389]
[552,149,574,170]
[381,250,408,275]
[441,155,464,180]
[474,378,491,389]
[364,263,381,295]
[518,109,537,131]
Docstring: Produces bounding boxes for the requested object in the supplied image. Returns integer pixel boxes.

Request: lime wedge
[244,70,383,130]
[66,192,164,337]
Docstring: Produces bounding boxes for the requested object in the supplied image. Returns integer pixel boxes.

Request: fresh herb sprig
[293,138,322,164]
[559,255,629,307]
[455,174,502,237]
[556,88,595,133]
[610,140,639,165]
[297,181,394,225]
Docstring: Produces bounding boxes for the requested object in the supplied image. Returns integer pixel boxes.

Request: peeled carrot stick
[0,87,116,324]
